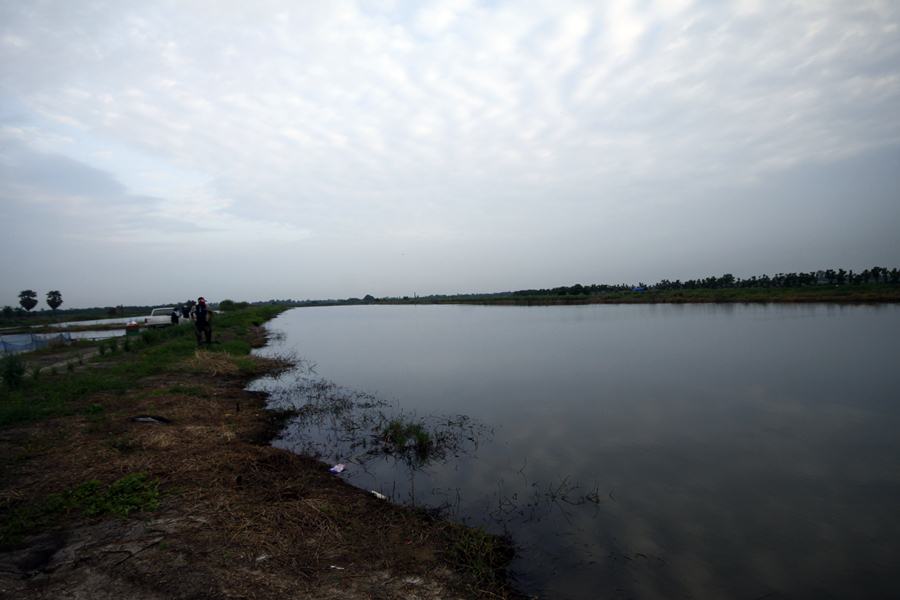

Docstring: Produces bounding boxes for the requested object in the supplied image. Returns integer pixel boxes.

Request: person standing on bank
[190,296,213,345]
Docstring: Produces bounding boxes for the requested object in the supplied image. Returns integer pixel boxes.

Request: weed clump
[0,472,160,547]
[446,525,514,588]
[382,418,433,457]
[1,354,26,389]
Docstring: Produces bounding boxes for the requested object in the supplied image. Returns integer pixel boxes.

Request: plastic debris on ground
[370,490,387,500]
[328,463,346,474]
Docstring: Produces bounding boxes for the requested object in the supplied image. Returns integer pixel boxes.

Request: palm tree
[46,290,63,312]
[18,290,38,312]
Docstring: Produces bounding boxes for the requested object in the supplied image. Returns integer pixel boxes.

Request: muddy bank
[0,315,519,599]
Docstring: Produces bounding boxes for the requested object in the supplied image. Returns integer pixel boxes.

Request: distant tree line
[4,289,65,316]
[651,266,899,291]
[381,265,900,302]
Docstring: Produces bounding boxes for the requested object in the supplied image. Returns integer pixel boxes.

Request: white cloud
[1,0,899,302]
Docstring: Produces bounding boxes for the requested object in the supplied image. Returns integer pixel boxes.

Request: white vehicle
[143,307,181,327]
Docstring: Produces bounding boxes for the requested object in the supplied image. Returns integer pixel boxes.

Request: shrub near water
[1,354,26,389]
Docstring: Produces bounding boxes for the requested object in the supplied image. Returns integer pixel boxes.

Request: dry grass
[186,350,241,376]
[0,337,519,599]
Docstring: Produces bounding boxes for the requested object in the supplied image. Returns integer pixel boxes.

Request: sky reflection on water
[250,303,900,599]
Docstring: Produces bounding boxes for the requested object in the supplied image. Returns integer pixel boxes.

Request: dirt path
[0,330,518,599]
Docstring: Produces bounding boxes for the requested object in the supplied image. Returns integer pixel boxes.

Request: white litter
[370,490,387,500]
[328,463,346,474]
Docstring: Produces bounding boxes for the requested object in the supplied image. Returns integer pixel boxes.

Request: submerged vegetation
[263,373,489,469]
[382,418,433,457]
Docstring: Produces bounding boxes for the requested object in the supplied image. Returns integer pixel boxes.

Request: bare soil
[0,330,519,599]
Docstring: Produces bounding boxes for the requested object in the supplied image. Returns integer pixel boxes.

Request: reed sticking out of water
[382,418,433,457]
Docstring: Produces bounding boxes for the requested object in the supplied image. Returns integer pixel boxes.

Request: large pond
[250,304,900,599]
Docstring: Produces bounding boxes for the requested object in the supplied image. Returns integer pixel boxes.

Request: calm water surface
[250,304,900,599]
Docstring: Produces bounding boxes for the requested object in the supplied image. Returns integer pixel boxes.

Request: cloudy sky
[1,0,899,307]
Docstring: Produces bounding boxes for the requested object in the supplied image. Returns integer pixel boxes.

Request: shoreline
[375,285,900,307]
[0,308,518,599]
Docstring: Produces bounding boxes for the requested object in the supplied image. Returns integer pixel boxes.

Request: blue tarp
[0,332,72,355]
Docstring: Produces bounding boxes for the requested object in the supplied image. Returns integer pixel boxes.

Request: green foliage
[1,354,26,389]
[0,473,160,547]
[217,339,252,355]
[382,418,432,456]
[46,290,63,311]
[18,290,38,312]
[0,306,284,428]
[98,343,107,356]
[123,336,131,352]
[159,384,208,397]
[66,361,75,373]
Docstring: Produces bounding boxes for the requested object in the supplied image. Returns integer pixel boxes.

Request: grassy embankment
[0,306,515,599]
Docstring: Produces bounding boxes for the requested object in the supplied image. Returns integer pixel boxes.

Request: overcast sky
[1,0,899,308]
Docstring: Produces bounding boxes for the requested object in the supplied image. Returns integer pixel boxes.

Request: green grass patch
[0,473,160,548]
[215,339,252,355]
[157,384,209,397]
[1,354,26,389]
[0,306,285,428]
[382,418,432,456]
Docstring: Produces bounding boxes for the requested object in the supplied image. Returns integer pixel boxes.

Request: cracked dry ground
[0,342,517,600]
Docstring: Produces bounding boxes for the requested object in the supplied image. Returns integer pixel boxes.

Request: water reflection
[251,304,900,599]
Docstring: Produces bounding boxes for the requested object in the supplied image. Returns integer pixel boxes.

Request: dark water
[250,304,900,599]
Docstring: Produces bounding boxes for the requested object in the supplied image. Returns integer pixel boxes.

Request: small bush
[123,337,131,352]
[32,365,43,381]
[1,354,26,389]
[66,361,75,373]
[98,344,106,356]
[382,418,433,456]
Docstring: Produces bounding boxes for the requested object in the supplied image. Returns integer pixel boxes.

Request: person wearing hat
[190,296,213,345]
